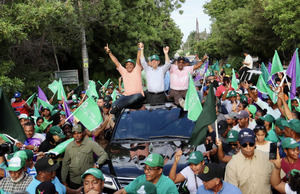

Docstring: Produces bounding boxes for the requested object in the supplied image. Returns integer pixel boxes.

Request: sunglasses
[229,143,238,147]
[241,142,255,148]
[130,145,146,151]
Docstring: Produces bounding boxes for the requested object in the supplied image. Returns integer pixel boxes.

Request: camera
[0,142,14,156]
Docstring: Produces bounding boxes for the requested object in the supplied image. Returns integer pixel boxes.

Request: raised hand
[202,54,208,61]
[174,149,182,163]
[163,46,169,54]
[138,42,144,50]
[104,43,110,54]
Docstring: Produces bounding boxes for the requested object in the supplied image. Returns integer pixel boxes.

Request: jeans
[111,93,144,114]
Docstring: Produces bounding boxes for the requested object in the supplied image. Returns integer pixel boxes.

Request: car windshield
[113,107,194,140]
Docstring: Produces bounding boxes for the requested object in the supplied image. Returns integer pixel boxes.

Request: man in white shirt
[139,42,170,104]
[239,51,253,81]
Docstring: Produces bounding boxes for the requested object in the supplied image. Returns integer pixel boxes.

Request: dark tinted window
[113,107,195,140]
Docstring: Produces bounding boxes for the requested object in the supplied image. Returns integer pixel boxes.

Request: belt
[148,91,165,95]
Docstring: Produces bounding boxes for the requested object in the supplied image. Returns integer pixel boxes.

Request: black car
[101,103,195,192]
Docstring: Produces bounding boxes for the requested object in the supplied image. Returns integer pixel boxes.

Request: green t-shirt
[125,174,178,194]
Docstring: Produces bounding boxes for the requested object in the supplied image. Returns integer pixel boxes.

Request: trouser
[110,93,144,114]
[69,181,82,189]
[145,91,166,105]
[168,89,187,105]
[238,67,250,82]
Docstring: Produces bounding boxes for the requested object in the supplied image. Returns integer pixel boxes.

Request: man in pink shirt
[169,55,208,105]
[104,44,144,114]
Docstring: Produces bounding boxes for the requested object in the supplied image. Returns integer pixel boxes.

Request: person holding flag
[11,91,31,116]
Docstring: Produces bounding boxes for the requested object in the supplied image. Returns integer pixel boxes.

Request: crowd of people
[1,42,300,194]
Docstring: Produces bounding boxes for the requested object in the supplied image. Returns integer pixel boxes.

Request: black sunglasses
[229,143,238,147]
[241,142,255,148]
[130,145,146,151]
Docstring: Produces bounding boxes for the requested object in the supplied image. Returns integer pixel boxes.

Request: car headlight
[103,173,118,190]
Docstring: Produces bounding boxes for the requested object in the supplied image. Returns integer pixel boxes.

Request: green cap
[60,111,66,116]
[150,55,160,61]
[23,149,34,159]
[260,114,275,123]
[275,118,286,130]
[49,126,66,139]
[144,153,164,167]
[288,119,300,133]
[226,130,239,143]
[51,109,60,116]
[226,90,237,98]
[13,151,28,161]
[240,95,248,103]
[72,124,83,133]
[247,105,257,118]
[81,168,104,180]
[125,59,136,65]
[282,137,299,149]
[134,181,157,194]
[7,156,25,171]
[38,119,53,132]
[71,105,77,109]
[188,151,204,164]
[225,64,231,68]
[291,169,300,176]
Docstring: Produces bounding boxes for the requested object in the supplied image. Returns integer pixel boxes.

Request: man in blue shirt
[197,163,241,194]
[26,156,66,194]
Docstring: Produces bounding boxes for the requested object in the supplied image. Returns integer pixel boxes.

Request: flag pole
[215,119,219,140]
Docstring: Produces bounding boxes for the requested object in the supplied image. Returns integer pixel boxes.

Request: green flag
[111,89,117,102]
[261,62,270,83]
[256,75,277,103]
[86,80,99,99]
[271,50,283,75]
[97,80,103,86]
[190,85,217,146]
[48,80,59,94]
[184,75,203,121]
[47,138,74,155]
[211,61,220,71]
[57,79,67,101]
[26,93,36,106]
[72,97,103,131]
[33,104,40,117]
[0,87,26,142]
[102,79,111,89]
[231,68,238,90]
[37,97,54,111]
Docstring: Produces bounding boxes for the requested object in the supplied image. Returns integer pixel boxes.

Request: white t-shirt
[256,141,271,153]
[285,183,297,194]
[180,166,203,194]
[244,54,253,69]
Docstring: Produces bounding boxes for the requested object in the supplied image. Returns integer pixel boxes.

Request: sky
[171,0,211,42]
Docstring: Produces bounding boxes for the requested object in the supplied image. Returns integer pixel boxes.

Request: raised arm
[169,150,186,183]
[278,89,293,120]
[136,43,142,68]
[216,139,232,163]
[271,151,285,193]
[163,46,170,64]
[193,55,208,71]
[104,44,121,68]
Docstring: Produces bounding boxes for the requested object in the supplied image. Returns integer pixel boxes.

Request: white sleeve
[285,183,297,194]
[162,62,171,73]
[179,166,189,179]
[140,56,148,70]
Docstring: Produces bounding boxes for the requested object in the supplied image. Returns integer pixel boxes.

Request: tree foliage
[186,0,299,65]
[0,0,184,97]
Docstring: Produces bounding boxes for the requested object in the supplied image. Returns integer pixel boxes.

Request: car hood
[102,139,194,178]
